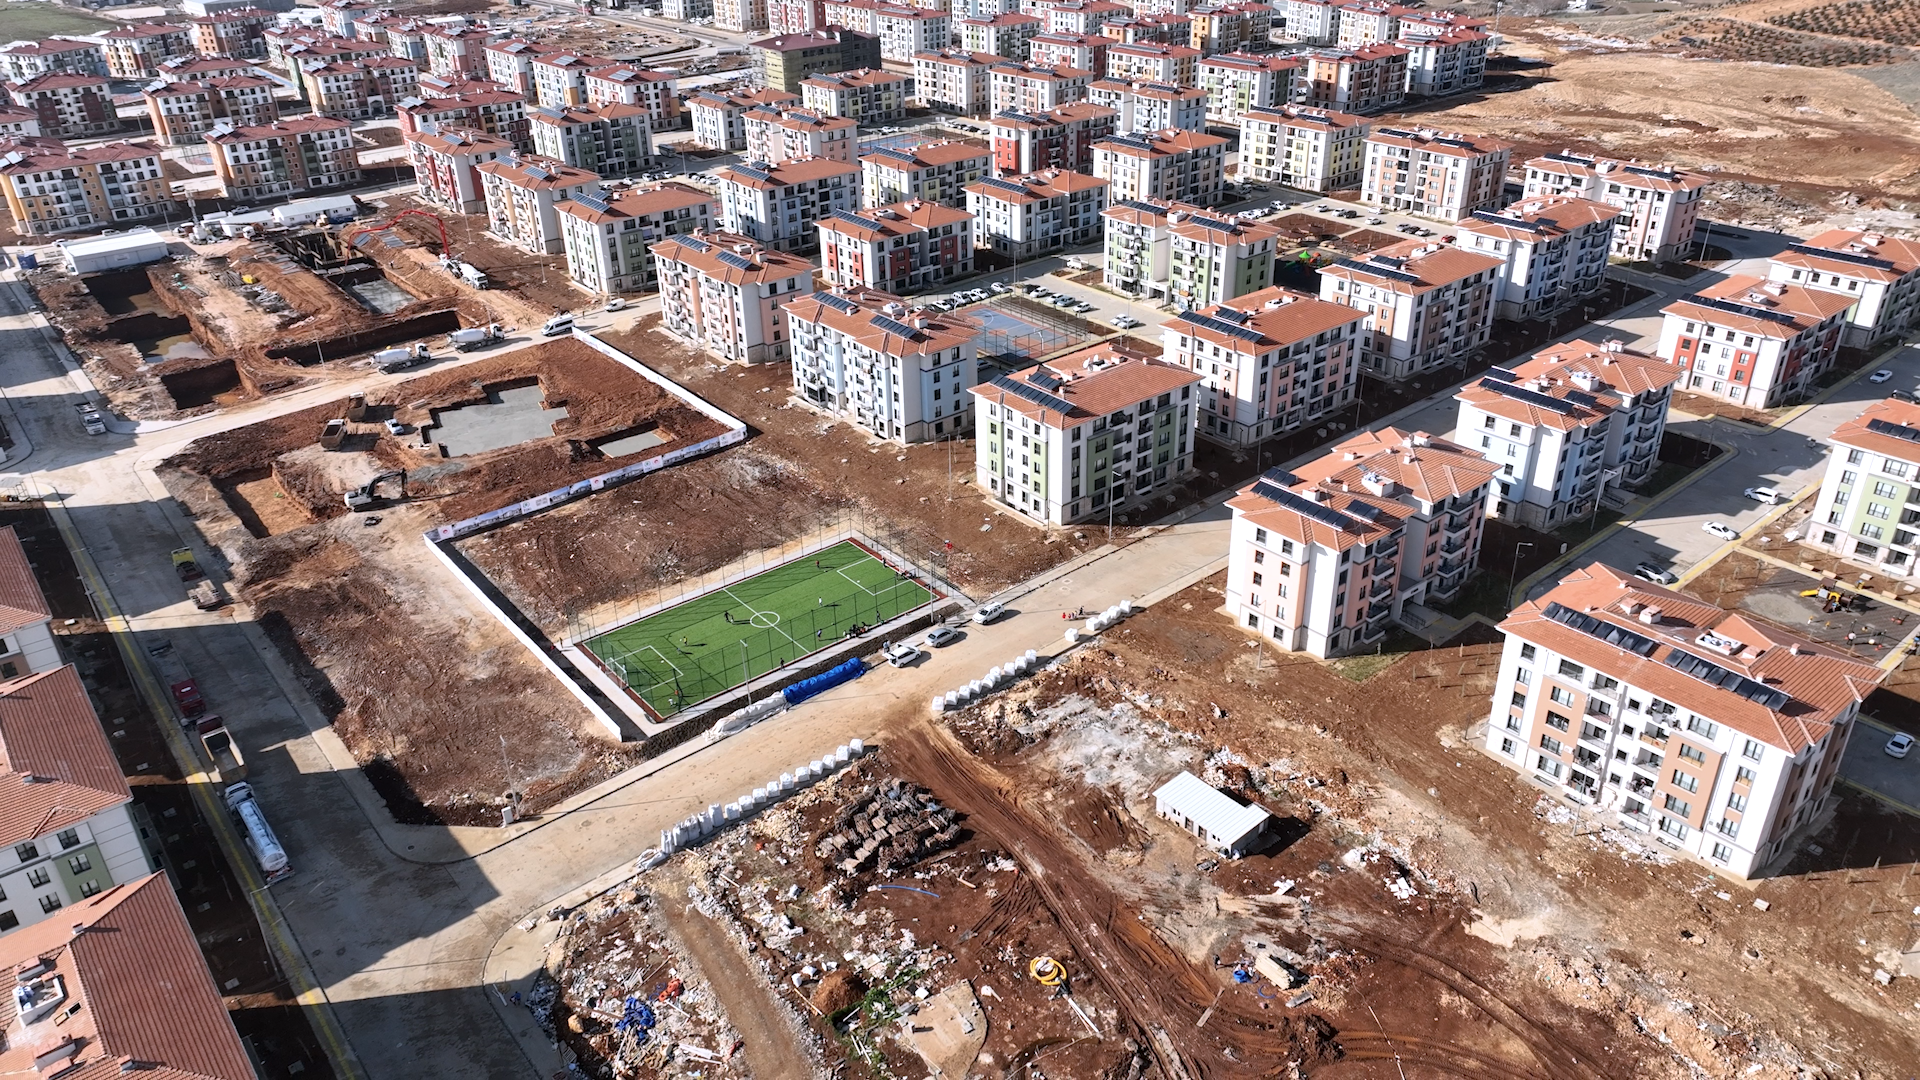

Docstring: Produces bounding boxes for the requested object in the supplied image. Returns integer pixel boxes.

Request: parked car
[972,601,1007,624]
[990,282,1009,293]
[1632,562,1678,585]
[1744,485,1786,504]
[604,297,627,311]
[1888,732,1914,758]
[924,625,960,647]
[1111,314,1139,328]
[383,419,407,436]
[1366,217,1383,225]
[1871,368,1895,383]
[930,300,952,311]
[1702,520,1740,541]
[883,641,923,668]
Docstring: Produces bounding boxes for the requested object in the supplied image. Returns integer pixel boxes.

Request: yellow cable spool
[1029,956,1065,987]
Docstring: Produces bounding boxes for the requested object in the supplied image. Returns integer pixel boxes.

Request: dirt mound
[810,969,866,1016]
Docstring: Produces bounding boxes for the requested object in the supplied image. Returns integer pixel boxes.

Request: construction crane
[344,470,407,511]
[343,209,449,255]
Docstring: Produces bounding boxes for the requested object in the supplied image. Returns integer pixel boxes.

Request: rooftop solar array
[1114,198,1167,214]
[1563,389,1602,411]
[870,313,921,339]
[570,192,611,215]
[1433,136,1479,151]
[980,176,1034,199]
[1031,370,1063,391]
[524,166,549,181]
[831,208,886,231]
[1786,242,1896,271]
[1681,293,1800,326]
[1104,133,1156,152]
[1250,480,1360,532]
[1476,377,1579,417]
[1542,602,1659,657]
[1176,310,1264,344]
[1542,152,1593,167]
[715,250,756,271]
[1866,417,1920,445]
[731,164,772,182]
[1485,367,1517,382]
[1183,213,1240,232]
[679,235,711,253]
[870,146,919,164]
[1334,257,1421,285]
[1623,164,1678,181]
[816,292,860,315]
[1261,465,1300,487]
[1471,210,1546,233]
[988,374,1075,415]
[1664,648,1791,711]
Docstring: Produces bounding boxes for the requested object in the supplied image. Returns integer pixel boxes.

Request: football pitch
[582,540,936,718]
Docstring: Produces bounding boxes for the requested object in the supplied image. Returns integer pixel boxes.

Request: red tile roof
[1320,238,1502,293]
[0,527,50,636]
[1771,228,1920,284]
[784,288,979,356]
[970,340,1199,425]
[1829,396,1920,466]
[0,665,130,848]
[1661,275,1855,340]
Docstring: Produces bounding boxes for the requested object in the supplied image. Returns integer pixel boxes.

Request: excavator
[343,470,406,512]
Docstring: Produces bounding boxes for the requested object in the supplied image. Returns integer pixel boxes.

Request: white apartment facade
[1361,127,1512,220]
[0,528,58,679]
[964,169,1109,258]
[787,288,980,443]
[1656,275,1852,409]
[652,230,814,364]
[914,49,1004,114]
[801,68,908,123]
[529,102,656,178]
[1454,340,1680,530]
[1224,427,1501,657]
[861,141,991,208]
[959,13,1043,57]
[1086,79,1207,133]
[876,6,952,61]
[405,127,512,214]
[1805,396,1920,577]
[1521,152,1711,265]
[688,87,800,151]
[1237,105,1367,192]
[1105,41,1199,85]
[1300,44,1407,115]
[1486,563,1882,879]
[1091,128,1227,206]
[476,155,601,254]
[989,60,1093,112]
[1453,195,1621,321]
[1195,52,1299,127]
[817,199,976,291]
[1101,196,1187,301]
[558,182,718,295]
[1400,27,1489,98]
[971,340,1201,526]
[743,105,858,164]
[1161,285,1367,448]
[1166,209,1284,311]
[1767,229,1920,349]
[1318,239,1502,381]
[716,156,863,252]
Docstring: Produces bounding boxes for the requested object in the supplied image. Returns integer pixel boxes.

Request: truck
[344,470,406,512]
[447,324,505,351]
[188,579,224,610]
[373,343,430,373]
[74,401,106,435]
[457,262,488,289]
[171,547,204,582]
[319,418,347,450]
[198,715,245,780]
[145,638,206,726]
[224,782,290,883]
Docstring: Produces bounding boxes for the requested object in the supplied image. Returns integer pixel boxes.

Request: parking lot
[1842,716,1920,813]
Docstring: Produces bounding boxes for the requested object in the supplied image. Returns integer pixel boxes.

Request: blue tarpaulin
[783,657,866,705]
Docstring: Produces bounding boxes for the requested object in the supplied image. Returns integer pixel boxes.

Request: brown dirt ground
[383,193,591,316]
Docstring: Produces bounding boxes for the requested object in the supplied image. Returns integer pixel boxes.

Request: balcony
[1368,578,1393,601]
[1618,808,1651,831]
[1370,557,1397,579]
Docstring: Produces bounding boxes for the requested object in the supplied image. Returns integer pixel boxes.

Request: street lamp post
[1106,466,1126,543]
[1510,541,1535,604]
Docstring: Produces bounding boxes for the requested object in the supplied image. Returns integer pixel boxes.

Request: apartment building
[321,0,380,37]
[1454,340,1680,530]
[477,155,599,254]
[1300,45,1408,114]
[1166,209,1284,312]
[0,663,155,934]
[6,73,116,140]
[405,127,513,213]
[396,85,531,150]
[1237,105,1367,192]
[372,17,432,64]
[971,340,1201,526]
[582,66,682,132]
[1454,195,1621,321]
[1028,32,1109,73]
[818,199,975,290]
[193,9,274,59]
[1767,229,1920,348]
[425,26,494,79]
[1486,563,1884,878]
[559,182,718,295]
[299,55,420,119]
[1047,0,1131,35]
[1318,239,1501,381]
[0,528,58,678]
[964,169,1108,257]
[1656,275,1852,409]
[801,68,908,124]
[664,0,718,19]
[861,140,991,207]
[717,0,772,33]
[1196,52,1300,127]
[1803,396,1920,575]
[1521,152,1711,264]
[989,60,1093,112]
[0,872,262,1079]
[1104,40,1199,85]
[770,0,829,33]
[716,155,862,252]
[530,102,656,178]
[744,106,857,165]
[873,6,952,61]
[154,54,253,82]
[787,288,978,442]
[0,139,172,235]
[271,33,391,76]
[102,24,194,80]
[1333,0,1399,45]
[1280,0,1340,44]
[652,230,814,364]
[1224,427,1501,656]
[0,105,37,139]
[1162,285,1367,447]
[1190,2,1272,53]
[1103,12,1194,44]
[959,12,1043,57]
[1101,196,1188,300]
[206,115,359,199]
[1361,127,1511,220]
[914,48,1004,113]
[530,52,607,108]
[483,38,539,93]
[689,87,800,151]
[143,75,277,147]
[0,39,106,82]
[1091,127,1227,206]
[756,28,884,93]
[1401,26,1489,98]
[1087,78,1207,133]
[988,101,1115,174]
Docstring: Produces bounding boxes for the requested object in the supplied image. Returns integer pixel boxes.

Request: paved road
[1842,716,1920,814]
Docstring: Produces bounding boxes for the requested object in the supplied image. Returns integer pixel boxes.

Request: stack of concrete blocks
[929,649,1042,714]
[641,740,869,869]
[813,780,963,875]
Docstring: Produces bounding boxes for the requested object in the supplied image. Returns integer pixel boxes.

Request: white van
[541,314,574,337]
[1744,485,1786,505]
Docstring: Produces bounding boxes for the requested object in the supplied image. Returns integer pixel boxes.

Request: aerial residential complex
[787,288,981,442]
[1655,276,1852,409]
[1236,104,1368,191]
[1521,152,1711,265]
[1452,196,1622,321]
[817,199,976,291]
[1361,127,1512,221]
[652,231,816,364]
[1319,240,1502,382]
[1766,229,1920,348]
[716,156,862,252]
[1160,286,1367,448]
[558,182,718,295]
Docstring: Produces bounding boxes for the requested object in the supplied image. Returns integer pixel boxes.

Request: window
[1253,527,1267,545]
[1848,449,1864,465]
[1742,739,1763,761]
[13,842,35,863]
[1662,794,1692,817]
[1501,737,1516,756]
[1728,792,1748,812]
[1557,659,1583,679]
[1251,572,1262,586]
[1545,712,1570,732]
[1511,691,1527,708]
[1515,668,1532,686]
[1710,842,1731,863]
[1671,770,1698,793]
[0,911,15,931]
[1520,643,1536,661]
[1678,743,1706,764]
[37,894,60,914]
[1875,480,1898,498]
[66,854,89,875]
[1736,766,1757,785]
[1549,686,1575,707]
[1685,716,1719,740]
[55,829,78,850]
[1536,755,1564,778]
[78,880,100,899]
[1591,675,1619,692]
[1659,816,1688,840]
[1539,734,1564,755]
[1581,722,1607,742]
[26,867,48,888]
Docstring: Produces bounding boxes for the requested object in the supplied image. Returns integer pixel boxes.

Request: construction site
[29,207,569,420]
[524,566,1920,1079]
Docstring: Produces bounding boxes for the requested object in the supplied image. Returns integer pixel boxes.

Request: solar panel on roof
[831,208,885,231]
[1262,466,1300,487]
[815,292,859,315]
[680,236,711,253]
[1485,367,1517,382]
[1664,648,1791,711]
[1115,199,1166,214]
[1106,134,1155,151]
[1175,310,1263,344]
[870,313,921,340]
[1433,137,1478,150]
[1471,210,1545,233]
[980,177,1032,198]
[1623,164,1677,181]
[731,165,772,181]
[1681,294,1799,326]
[524,166,549,180]
[871,146,919,163]
[988,374,1074,416]
[1541,602,1659,658]
[1333,256,1420,285]
[571,192,611,214]
[1544,151,1592,166]
[1477,377,1578,417]
[1786,242,1896,271]
[1249,481,1360,532]
[716,250,756,271]
[1184,214,1239,232]
[1866,418,1920,444]
[1031,371,1062,391]
[1563,389,1601,411]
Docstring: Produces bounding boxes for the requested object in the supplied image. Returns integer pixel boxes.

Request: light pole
[1106,466,1126,543]
[1509,541,1535,604]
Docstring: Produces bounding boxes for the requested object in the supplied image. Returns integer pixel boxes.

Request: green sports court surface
[582,539,936,718]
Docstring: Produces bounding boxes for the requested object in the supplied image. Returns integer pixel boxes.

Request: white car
[1702,521,1740,541]
[972,601,1007,624]
[990,282,1009,293]
[604,297,628,311]
[1888,732,1914,759]
[1633,563,1677,585]
[924,625,960,647]
[883,641,923,668]
[383,419,407,436]
[1871,369,1895,383]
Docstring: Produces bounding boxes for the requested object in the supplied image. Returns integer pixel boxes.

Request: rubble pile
[813,780,962,876]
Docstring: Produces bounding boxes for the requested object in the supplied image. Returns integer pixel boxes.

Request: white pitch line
[721,584,805,653]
